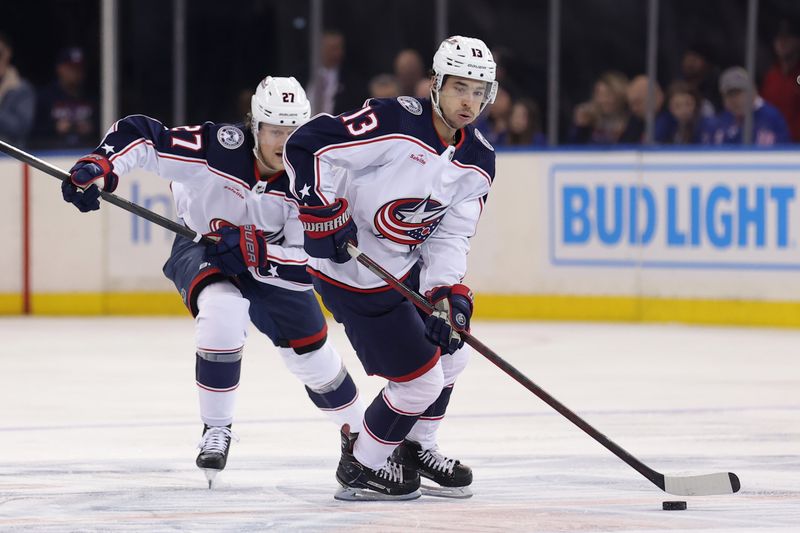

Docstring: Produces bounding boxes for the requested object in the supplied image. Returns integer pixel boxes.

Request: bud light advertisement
[550,162,800,270]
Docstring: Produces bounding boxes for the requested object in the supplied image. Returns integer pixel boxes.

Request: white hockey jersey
[91,115,310,290]
[284,97,496,293]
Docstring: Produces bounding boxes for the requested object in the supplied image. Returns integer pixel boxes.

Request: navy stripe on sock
[420,384,454,418]
[305,372,358,410]
[195,353,241,390]
[363,390,419,444]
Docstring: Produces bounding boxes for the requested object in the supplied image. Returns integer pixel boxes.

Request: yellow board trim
[0,294,23,315]
[1,292,800,328]
[0,292,188,316]
[472,294,800,328]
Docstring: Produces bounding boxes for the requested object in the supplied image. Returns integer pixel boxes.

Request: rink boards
[2,148,800,326]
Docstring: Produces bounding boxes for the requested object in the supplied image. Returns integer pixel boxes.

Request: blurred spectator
[474,86,512,145]
[680,42,719,117]
[569,71,629,144]
[619,74,670,143]
[368,74,400,99]
[0,32,35,146]
[761,19,800,142]
[505,98,546,147]
[33,47,96,148]
[655,80,712,144]
[393,49,425,97]
[414,78,432,99]
[705,66,790,146]
[306,29,364,115]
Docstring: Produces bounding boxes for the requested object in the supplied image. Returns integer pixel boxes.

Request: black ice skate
[196,424,237,489]
[334,424,421,501]
[392,439,473,498]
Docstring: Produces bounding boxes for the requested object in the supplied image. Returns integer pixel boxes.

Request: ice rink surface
[1,317,798,532]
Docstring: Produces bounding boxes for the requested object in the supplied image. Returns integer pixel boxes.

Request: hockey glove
[298,198,358,263]
[204,224,268,277]
[424,284,474,355]
[62,154,120,212]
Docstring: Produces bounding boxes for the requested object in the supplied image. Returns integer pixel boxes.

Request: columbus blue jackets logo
[217,126,244,149]
[374,196,447,247]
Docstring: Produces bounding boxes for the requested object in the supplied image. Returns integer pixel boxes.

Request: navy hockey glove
[204,224,268,277]
[298,198,358,263]
[62,154,120,212]
[61,179,102,212]
[424,284,474,355]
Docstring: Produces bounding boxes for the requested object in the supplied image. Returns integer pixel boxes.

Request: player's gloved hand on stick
[424,284,474,355]
[61,154,119,212]
[204,224,268,277]
[61,179,102,212]
[298,197,358,263]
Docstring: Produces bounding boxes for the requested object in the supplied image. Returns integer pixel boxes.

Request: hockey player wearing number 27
[59,76,366,488]
[284,36,497,501]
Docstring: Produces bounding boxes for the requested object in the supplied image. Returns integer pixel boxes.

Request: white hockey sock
[199,388,238,427]
[405,417,441,451]
[354,426,399,470]
[325,394,365,434]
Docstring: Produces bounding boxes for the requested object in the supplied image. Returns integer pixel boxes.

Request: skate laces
[198,426,238,454]
[418,447,456,475]
[374,459,405,483]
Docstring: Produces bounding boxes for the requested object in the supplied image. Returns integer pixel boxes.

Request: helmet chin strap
[251,119,273,169]
[253,145,268,167]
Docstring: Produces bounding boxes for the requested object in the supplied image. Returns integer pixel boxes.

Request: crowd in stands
[2,21,799,150]
[0,32,97,149]
[566,19,799,147]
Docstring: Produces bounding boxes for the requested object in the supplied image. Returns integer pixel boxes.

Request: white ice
[1,317,798,532]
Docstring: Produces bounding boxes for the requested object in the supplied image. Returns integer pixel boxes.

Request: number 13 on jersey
[340,106,378,136]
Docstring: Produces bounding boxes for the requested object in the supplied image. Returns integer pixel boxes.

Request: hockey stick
[0,139,214,245]
[346,242,741,497]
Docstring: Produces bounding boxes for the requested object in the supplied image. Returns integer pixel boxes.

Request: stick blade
[664,472,740,496]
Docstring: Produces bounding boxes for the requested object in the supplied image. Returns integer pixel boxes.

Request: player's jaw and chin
[437,77,486,130]
[256,124,296,173]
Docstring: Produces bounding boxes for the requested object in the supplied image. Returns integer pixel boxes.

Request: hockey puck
[662,501,687,511]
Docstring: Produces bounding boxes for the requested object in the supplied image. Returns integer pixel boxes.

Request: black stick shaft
[346,243,665,490]
[0,140,214,245]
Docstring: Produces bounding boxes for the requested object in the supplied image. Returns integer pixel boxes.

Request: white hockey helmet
[250,76,310,141]
[431,36,498,123]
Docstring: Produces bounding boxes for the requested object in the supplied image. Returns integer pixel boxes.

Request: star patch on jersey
[473,127,494,151]
[374,195,447,247]
[217,126,244,149]
[397,96,423,116]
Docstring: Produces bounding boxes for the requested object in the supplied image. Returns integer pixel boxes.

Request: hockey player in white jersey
[60,76,366,487]
[284,36,497,500]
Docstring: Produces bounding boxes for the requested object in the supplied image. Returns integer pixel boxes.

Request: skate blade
[420,483,473,499]
[201,468,221,489]
[334,486,422,501]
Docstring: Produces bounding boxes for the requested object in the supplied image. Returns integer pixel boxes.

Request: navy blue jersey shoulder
[95,115,261,189]
[204,122,260,189]
[455,123,496,183]
[286,98,402,157]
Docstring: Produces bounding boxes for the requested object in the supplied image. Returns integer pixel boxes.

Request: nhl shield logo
[217,126,244,149]
[397,96,423,116]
